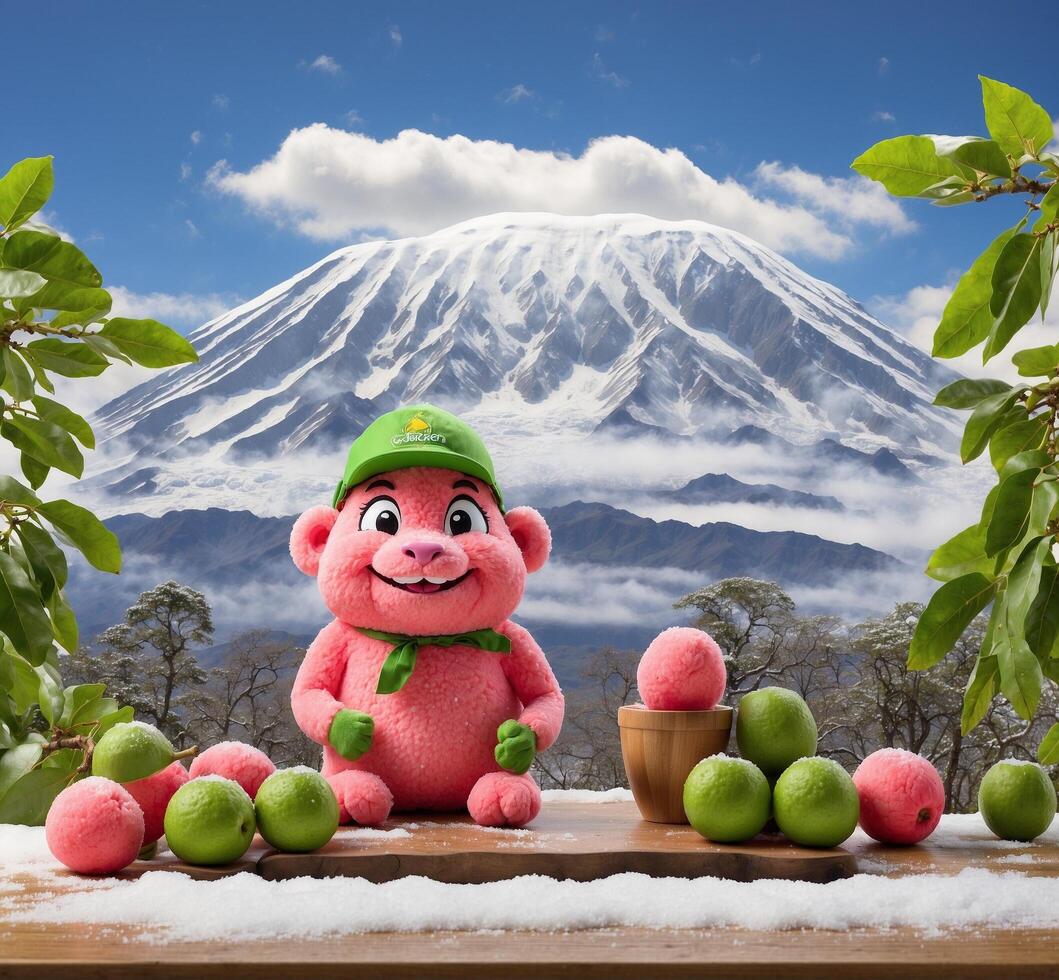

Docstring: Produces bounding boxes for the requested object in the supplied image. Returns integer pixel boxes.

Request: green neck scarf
[357,626,512,694]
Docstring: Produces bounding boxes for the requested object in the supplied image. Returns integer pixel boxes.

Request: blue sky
[11,1,1056,346]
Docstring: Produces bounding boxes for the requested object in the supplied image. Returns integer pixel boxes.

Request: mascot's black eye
[360,496,401,535]
[444,496,488,536]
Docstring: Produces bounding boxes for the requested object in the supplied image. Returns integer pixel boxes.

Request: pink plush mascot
[289,404,564,827]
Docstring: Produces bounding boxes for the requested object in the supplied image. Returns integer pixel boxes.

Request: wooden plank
[258,801,856,883]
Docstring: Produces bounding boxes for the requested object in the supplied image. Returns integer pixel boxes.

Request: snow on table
[2,791,1057,943]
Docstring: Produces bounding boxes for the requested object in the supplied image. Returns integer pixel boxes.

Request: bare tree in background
[182,630,317,767]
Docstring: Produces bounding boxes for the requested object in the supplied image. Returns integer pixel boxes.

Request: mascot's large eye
[360,496,401,535]
[444,495,488,536]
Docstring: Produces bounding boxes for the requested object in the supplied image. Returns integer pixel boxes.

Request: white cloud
[500,83,535,104]
[207,126,877,259]
[591,52,628,88]
[212,93,230,110]
[345,109,365,127]
[754,161,915,235]
[190,130,203,145]
[307,54,342,75]
[184,218,200,239]
[179,162,192,182]
[878,56,890,74]
[872,110,896,123]
[388,24,402,47]
[23,210,74,242]
[109,285,236,327]
[594,25,615,42]
[871,281,1059,383]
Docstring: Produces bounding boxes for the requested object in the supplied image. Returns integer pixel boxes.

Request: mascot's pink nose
[402,540,446,565]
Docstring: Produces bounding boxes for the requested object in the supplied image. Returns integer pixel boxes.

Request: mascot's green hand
[494,719,537,774]
[329,709,374,761]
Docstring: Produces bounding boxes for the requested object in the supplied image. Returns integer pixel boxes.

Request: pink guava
[853,748,945,845]
[123,760,189,845]
[45,776,145,874]
[189,741,276,799]
[637,626,726,711]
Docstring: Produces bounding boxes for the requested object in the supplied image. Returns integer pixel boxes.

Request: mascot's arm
[497,619,565,752]
[291,621,363,747]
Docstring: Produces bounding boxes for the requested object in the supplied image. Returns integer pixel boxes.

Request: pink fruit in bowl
[124,760,189,846]
[636,627,726,711]
[45,777,145,874]
[189,741,276,799]
[853,747,945,844]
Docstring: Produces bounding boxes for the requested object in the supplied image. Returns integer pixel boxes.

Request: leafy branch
[853,76,1059,764]
[0,155,199,823]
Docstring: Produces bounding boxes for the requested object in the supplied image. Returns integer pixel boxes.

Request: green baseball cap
[332,404,505,511]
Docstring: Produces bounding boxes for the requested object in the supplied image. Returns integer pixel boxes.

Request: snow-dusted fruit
[683,755,770,843]
[853,748,944,845]
[637,627,726,711]
[189,741,276,799]
[978,760,1057,842]
[163,777,256,865]
[123,760,189,846]
[255,768,339,852]
[45,777,144,874]
[735,688,817,777]
[774,757,859,848]
[92,721,195,783]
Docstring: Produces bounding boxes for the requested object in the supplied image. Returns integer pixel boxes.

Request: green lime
[92,721,184,783]
[773,757,859,848]
[735,688,818,777]
[683,754,771,843]
[978,760,1057,842]
[254,767,339,852]
[163,776,256,865]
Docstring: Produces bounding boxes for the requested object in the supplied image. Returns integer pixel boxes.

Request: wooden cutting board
[256,801,857,884]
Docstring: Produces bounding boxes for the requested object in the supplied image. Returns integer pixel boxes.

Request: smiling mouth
[370,567,472,594]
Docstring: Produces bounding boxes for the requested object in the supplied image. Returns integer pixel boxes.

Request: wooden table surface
[3,800,1059,980]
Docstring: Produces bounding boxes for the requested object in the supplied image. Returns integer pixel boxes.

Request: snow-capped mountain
[95,213,957,469]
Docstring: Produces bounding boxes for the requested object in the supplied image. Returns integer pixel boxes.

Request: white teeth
[392,576,425,584]
[425,576,450,584]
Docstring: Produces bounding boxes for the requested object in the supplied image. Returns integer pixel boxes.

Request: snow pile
[541,788,633,804]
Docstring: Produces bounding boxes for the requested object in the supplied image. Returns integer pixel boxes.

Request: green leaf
[990,416,1047,471]
[1025,564,1059,660]
[31,395,94,448]
[960,386,1026,462]
[23,339,107,378]
[37,499,121,573]
[926,523,996,582]
[0,269,46,298]
[0,230,101,288]
[909,573,996,669]
[933,136,1012,179]
[93,705,134,738]
[0,552,52,666]
[0,767,72,825]
[0,474,41,508]
[851,135,966,196]
[100,318,198,368]
[1,347,34,401]
[933,377,1011,408]
[997,628,1043,720]
[20,454,49,490]
[962,654,999,734]
[0,415,84,478]
[980,76,1054,159]
[985,467,1039,556]
[1042,231,1057,319]
[1039,723,1059,765]
[46,588,77,652]
[0,157,53,231]
[16,522,67,596]
[1012,344,1059,377]
[933,229,1021,359]
[82,333,131,365]
[0,741,43,801]
[984,234,1044,361]
[1005,536,1050,629]
[58,683,106,728]
[35,660,63,726]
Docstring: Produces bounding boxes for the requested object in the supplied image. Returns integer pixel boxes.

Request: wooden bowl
[618,704,734,824]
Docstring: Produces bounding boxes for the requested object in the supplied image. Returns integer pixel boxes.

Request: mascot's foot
[468,771,542,828]
[326,770,393,827]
